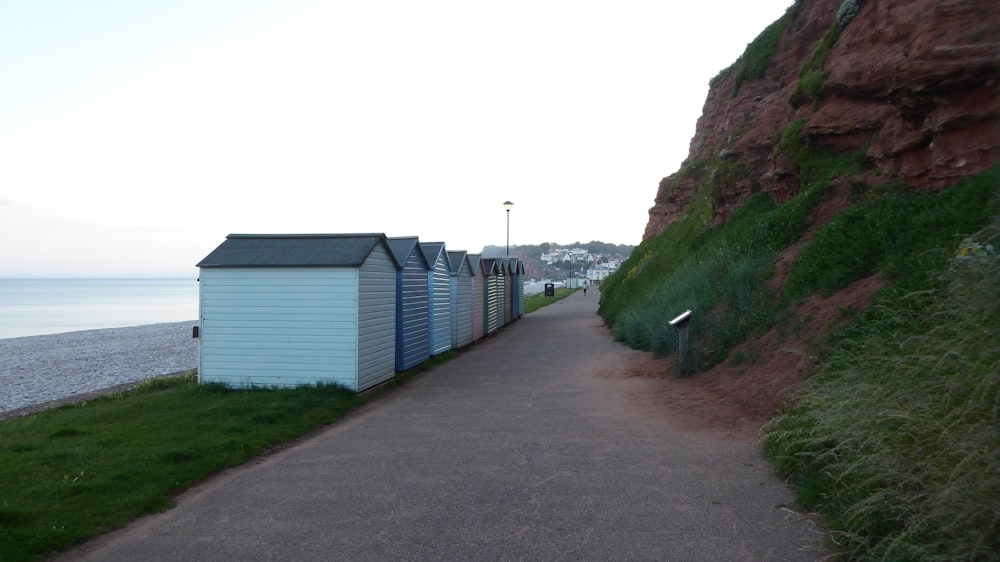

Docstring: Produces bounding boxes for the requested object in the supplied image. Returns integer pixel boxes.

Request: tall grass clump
[601,127,866,371]
[764,218,1000,560]
[599,167,715,326]
[601,174,834,369]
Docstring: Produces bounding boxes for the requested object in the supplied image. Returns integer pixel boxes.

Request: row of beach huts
[194,233,529,393]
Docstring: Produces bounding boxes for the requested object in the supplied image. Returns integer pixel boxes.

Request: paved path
[58,292,826,561]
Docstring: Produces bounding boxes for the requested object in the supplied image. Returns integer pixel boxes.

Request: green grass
[787,167,1000,297]
[764,219,1000,560]
[789,25,838,108]
[0,374,364,561]
[600,136,866,370]
[523,287,577,313]
[730,2,798,96]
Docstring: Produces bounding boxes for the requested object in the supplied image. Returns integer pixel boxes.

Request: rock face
[644,0,1000,241]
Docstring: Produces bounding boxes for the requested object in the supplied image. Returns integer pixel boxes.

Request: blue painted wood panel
[392,240,430,371]
[424,244,453,355]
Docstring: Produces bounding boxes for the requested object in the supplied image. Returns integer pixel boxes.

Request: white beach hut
[195,233,398,393]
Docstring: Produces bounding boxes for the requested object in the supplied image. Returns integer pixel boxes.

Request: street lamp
[503,200,513,255]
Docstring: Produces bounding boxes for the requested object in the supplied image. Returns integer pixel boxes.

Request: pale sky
[1,0,793,276]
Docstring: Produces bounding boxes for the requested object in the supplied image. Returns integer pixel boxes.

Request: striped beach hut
[483,258,504,334]
[501,258,513,326]
[196,233,398,393]
[512,258,525,318]
[467,254,485,343]
[447,250,474,349]
[387,236,431,371]
[421,242,453,356]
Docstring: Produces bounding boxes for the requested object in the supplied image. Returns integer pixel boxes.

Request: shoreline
[0,321,199,419]
[0,320,199,342]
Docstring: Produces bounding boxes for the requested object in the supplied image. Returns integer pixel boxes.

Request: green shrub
[787,167,1000,297]
[731,3,799,97]
[788,0,865,108]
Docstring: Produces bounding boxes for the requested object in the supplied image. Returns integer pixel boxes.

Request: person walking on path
[58,291,826,561]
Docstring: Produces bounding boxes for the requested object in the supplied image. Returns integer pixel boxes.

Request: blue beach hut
[196,233,398,393]
[387,236,431,371]
[447,250,474,349]
[421,242,453,356]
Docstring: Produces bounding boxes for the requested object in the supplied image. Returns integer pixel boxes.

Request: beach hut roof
[387,236,430,269]
[466,253,482,272]
[196,233,397,268]
[446,250,469,273]
[420,242,452,272]
[481,257,503,274]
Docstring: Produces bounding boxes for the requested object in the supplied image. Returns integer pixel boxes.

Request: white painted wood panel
[198,267,361,390]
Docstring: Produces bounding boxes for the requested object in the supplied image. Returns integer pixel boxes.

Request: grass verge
[0,374,363,561]
[523,286,577,314]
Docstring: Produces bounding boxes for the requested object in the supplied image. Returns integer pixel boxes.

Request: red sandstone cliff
[644,0,1000,241]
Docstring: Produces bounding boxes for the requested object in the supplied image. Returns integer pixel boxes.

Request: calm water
[0,278,199,339]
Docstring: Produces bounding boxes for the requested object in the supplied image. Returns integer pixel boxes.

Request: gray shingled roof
[196,233,395,268]
[446,250,468,273]
[466,254,483,274]
[420,242,451,272]
[386,236,428,269]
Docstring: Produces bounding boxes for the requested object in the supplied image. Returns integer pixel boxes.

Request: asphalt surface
[57,291,826,561]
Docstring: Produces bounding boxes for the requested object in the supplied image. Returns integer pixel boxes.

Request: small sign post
[668,310,693,374]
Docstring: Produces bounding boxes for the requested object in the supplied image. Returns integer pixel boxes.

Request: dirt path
[57,291,827,561]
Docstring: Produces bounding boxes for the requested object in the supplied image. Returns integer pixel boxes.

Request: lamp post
[503,200,513,255]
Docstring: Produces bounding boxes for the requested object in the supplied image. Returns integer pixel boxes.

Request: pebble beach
[0,321,199,419]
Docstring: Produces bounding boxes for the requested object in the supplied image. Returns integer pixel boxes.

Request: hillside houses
[540,247,592,265]
[538,246,624,283]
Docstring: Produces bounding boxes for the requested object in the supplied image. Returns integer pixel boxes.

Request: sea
[0,277,199,339]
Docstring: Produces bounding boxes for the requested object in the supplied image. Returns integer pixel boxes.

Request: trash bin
[544,283,555,297]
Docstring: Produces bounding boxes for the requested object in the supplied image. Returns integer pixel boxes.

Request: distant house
[196,233,398,392]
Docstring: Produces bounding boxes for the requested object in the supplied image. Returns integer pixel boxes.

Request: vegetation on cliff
[766,199,999,560]
[602,0,999,555]
[600,0,1000,560]
[604,142,998,558]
